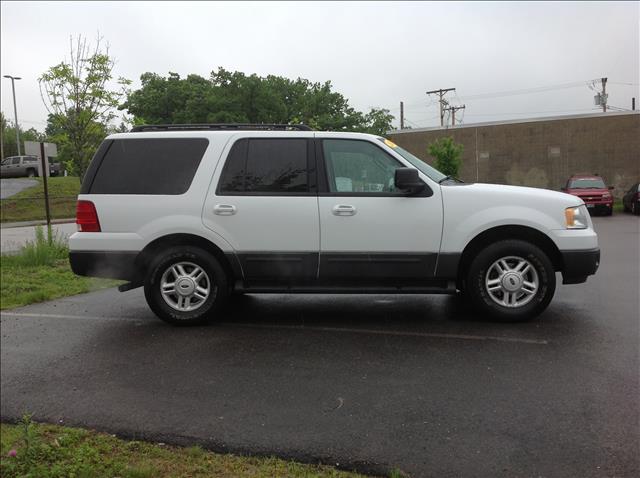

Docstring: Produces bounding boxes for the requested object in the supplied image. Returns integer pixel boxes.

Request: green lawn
[0,176,81,223]
[0,225,120,310]
[1,420,371,478]
[0,256,119,310]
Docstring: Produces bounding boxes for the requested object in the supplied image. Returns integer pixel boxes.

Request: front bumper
[584,202,612,214]
[560,248,600,284]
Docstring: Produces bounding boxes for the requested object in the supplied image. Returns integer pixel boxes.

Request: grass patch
[613,198,624,213]
[0,226,120,310]
[1,417,371,478]
[1,176,80,223]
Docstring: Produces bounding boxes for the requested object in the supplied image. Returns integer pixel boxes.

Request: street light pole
[3,75,22,155]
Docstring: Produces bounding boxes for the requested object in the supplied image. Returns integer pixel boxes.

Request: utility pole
[632,97,636,111]
[3,75,22,155]
[447,104,466,126]
[400,101,404,129]
[601,77,608,113]
[426,87,455,127]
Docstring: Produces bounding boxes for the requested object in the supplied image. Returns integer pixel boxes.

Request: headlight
[565,206,588,229]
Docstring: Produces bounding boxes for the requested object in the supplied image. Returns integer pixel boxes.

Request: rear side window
[89,138,208,194]
[218,138,309,194]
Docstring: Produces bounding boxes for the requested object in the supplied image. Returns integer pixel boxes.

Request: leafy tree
[38,35,130,178]
[427,136,464,177]
[43,113,102,173]
[123,68,394,136]
[1,112,47,158]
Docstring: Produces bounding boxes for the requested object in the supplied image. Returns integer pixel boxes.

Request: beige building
[388,111,640,198]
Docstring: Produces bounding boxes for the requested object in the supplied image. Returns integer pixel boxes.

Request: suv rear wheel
[144,246,228,325]
[465,240,556,321]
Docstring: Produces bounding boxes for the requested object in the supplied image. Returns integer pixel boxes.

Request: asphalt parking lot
[1,215,638,477]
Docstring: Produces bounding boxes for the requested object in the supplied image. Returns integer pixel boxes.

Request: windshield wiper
[438,175,463,184]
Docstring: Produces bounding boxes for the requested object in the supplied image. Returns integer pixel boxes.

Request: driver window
[322,139,403,194]
[11,157,21,165]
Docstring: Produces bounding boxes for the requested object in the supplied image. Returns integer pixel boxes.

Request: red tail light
[76,200,101,232]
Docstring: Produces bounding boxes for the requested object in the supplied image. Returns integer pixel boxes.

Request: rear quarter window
[88,138,208,194]
[217,138,309,195]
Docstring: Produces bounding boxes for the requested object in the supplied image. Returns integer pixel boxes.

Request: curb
[0,218,76,229]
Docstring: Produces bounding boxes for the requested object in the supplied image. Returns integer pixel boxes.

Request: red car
[562,174,614,215]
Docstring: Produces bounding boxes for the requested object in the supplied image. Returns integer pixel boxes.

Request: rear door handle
[332,205,356,216]
[214,204,237,216]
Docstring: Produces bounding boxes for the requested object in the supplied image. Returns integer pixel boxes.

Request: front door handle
[332,204,356,216]
[214,204,237,216]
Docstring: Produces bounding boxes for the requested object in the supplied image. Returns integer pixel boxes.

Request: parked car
[69,124,600,325]
[561,174,614,215]
[622,183,640,215]
[1,155,40,178]
[0,155,61,178]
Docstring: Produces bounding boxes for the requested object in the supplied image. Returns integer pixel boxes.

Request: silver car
[0,155,60,178]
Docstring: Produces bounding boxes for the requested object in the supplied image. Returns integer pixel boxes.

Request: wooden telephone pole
[426,87,455,127]
[446,104,466,126]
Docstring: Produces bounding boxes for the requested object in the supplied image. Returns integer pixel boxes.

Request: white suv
[69,124,600,325]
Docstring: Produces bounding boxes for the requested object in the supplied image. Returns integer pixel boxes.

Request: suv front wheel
[465,240,556,321]
[144,246,228,325]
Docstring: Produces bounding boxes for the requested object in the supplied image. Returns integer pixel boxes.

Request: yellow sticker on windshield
[384,138,398,149]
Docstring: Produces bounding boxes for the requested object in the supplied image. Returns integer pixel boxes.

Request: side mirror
[608,186,614,190]
[395,168,425,195]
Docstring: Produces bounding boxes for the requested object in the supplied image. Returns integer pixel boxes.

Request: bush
[427,136,464,178]
[14,226,68,267]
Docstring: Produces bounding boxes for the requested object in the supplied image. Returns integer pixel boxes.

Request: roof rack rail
[129,123,312,132]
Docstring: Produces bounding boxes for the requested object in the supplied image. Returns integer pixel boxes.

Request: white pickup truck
[69,124,599,325]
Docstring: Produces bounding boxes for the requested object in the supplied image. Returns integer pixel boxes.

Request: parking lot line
[0,311,548,345]
[0,311,139,322]
[220,322,549,345]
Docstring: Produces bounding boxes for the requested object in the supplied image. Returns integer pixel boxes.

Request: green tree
[122,68,394,135]
[38,35,130,178]
[1,112,47,158]
[427,136,464,177]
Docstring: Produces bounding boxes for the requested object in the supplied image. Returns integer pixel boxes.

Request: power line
[607,105,631,111]
[608,81,640,86]
[464,107,598,117]
[458,80,590,101]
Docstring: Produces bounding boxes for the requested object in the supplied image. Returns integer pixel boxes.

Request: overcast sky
[1,1,638,131]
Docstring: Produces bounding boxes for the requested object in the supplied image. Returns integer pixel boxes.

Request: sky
[1,1,639,131]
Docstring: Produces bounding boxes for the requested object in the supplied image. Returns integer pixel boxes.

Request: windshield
[377,138,447,183]
[568,178,606,189]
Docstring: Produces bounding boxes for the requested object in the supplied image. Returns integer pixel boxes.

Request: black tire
[605,206,613,216]
[144,246,228,326]
[465,240,556,322]
[26,169,36,178]
[633,202,640,216]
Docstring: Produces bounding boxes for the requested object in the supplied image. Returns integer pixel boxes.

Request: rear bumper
[561,248,600,284]
[69,251,139,281]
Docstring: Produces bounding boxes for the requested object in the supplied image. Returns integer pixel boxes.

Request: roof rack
[130,123,312,132]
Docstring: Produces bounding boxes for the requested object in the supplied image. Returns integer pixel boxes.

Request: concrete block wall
[388,112,640,198]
